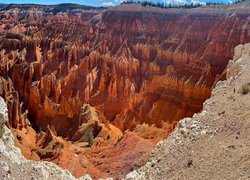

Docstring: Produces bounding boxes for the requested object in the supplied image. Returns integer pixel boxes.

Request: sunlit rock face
[0,3,250,179]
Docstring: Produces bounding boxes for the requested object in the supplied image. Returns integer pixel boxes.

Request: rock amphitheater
[0,2,249,180]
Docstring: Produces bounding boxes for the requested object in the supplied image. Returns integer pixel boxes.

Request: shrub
[187,159,193,167]
[85,127,94,147]
[240,83,250,95]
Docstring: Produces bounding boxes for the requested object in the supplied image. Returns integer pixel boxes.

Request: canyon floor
[126,44,250,180]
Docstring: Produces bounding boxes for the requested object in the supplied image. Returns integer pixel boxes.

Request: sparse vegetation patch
[85,127,94,147]
[240,83,250,95]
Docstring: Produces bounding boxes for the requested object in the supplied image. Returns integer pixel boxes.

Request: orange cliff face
[0,3,250,179]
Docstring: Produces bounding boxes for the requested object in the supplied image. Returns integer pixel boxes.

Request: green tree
[85,127,94,147]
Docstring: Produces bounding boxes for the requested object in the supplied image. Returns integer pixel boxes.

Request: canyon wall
[0,3,250,179]
[125,43,250,180]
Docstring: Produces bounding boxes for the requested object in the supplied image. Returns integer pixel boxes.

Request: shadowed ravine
[0,3,250,179]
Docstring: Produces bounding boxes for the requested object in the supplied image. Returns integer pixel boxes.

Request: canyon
[125,43,250,180]
[0,2,250,179]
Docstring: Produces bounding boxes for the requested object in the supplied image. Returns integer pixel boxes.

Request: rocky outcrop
[125,43,250,180]
[0,97,7,138]
[0,3,250,179]
[0,96,92,180]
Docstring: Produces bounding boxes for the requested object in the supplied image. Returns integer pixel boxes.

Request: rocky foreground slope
[0,97,92,180]
[0,2,250,179]
[125,43,250,179]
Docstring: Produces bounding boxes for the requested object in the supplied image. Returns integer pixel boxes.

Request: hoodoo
[0,2,250,179]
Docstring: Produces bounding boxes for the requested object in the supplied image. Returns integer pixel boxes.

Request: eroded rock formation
[0,3,250,179]
[125,43,250,180]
